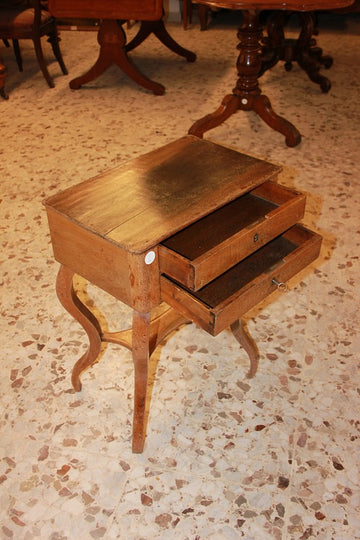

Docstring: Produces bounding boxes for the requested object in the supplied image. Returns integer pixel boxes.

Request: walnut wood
[0,53,7,100]
[230,320,259,378]
[189,10,301,146]
[160,225,322,336]
[190,0,353,144]
[261,12,333,93]
[48,1,195,93]
[45,136,280,254]
[125,19,196,63]
[196,0,353,9]
[102,303,189,356]
[56,264,188,452]
[68,20,165,95]
[159,181,306,290]
[56,265,102,392]
[45,136,322,452]
[48,0,163,21]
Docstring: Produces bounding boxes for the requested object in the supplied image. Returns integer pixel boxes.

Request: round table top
[196,0,354,11]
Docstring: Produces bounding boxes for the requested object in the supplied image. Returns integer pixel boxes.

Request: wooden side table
[44,136,321,452]
[189,0,354,145]
[48,0,196,94]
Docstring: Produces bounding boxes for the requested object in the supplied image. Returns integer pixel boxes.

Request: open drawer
[161,225,322,336]
[159,181,306,291]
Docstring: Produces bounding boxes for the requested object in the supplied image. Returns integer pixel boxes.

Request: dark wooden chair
[183,0,210,30]
[0,0,67,88]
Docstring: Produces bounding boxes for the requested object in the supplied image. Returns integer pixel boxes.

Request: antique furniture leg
[131,310,151,453]
[69,20,165,95]
[230,319,259,378]
[261,11,332,93]
[198,5,210,30]
[104,304,188,452]
[56,264,189,451]
[189,10,301,147]
[47,30,68,78]
[125,18,196,62]
[0,55,8,99]
[56,265,102,392]
[294,13,332,92]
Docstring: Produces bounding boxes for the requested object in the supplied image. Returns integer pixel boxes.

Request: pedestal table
[48,0,196,94]
[189,0,354,145]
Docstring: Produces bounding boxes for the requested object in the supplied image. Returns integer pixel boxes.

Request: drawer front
[161,225,322,336]
[159,182,306,291]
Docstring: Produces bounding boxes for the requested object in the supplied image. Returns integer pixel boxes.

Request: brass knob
[272,278,288,292]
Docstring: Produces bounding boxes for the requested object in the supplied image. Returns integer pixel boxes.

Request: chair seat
[0,7,51,33]
[0,0,67,89]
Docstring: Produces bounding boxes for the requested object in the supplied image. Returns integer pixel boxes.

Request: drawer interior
[161,225,321,335]
[187,234,297,308]
[161,191,277,261]
[159,181,306,291]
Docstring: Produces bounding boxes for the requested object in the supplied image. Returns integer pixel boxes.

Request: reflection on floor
[1,12,359,540]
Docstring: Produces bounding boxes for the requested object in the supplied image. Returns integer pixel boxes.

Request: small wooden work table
[48,0,196,94]
[189,0,354,146]
[45,136,321,452]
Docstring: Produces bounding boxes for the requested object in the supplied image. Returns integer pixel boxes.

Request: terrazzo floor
[1,11,359,540]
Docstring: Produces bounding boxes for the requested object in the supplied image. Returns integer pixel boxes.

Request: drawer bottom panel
[161,225,321,336]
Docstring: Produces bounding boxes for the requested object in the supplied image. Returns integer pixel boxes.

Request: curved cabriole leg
[230,319,259,379]
[131,310,151,453]
[56,265,102,392]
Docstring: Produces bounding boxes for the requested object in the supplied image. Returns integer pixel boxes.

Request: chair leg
[183,0,193,30]
[12,39,23,71]
[33,36,54,88]
[3,39,10,47]
[47,30,68,75]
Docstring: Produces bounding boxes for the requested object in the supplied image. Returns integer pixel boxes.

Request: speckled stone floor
[1,11,359,540]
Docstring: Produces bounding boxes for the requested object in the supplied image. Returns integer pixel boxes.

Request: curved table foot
[126,18,196,62]
[230,319,259,379]
[252,94,301,147]
[69,20,165,95]
[69,51,112,90]
[189,92,301,147]
[189,10,301,146]
[189,94,239,137]
[56,265,102,391]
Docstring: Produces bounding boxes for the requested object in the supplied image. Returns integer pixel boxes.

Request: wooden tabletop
[196,0,354,10]
[48,0,163,20]
[44,136,280,253]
